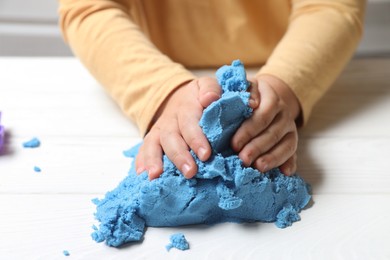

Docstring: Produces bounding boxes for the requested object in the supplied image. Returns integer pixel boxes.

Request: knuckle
[143,149,156,162]
[261,102,274,116]
[262,127,280,145]
[269,129,281,144]
[159,127,175,141]
[286,134,298,153]
[257,107,274,127]
[286,143,297,154]
[265,153,277,166]
[266,90,281,107]
[255,115,268,129]
[239,120,258,140]
[169,150,184,165]
[187,136,203,151]
[178,114,192,127]
[240,127,253,140]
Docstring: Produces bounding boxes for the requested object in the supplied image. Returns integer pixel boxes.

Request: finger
[279,154,297,176]
[178,109,212,162]
[252,131,298,173]
[135,144,146,174]
[231,81,280,152]
[141,129,164,180]
[160,126,198,179]
[247,78,260,109]
[238,113,293,166]
[197,77,222,108]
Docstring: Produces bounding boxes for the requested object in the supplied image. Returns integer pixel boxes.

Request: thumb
[248,77,260,109]
[197,77,222,108]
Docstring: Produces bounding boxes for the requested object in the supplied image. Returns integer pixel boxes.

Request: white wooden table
[0,57,389,259]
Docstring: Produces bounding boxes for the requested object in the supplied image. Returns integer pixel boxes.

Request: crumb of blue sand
[91,60,311,247]
[63,250,70,256]
[23,137,40,148]
[34,166,41,172]
[123,148,133,158]
[166,233,189,251]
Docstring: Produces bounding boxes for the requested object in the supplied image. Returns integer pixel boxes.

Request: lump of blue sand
[63,250,70,256]
[166,233,189,251]
[0,112,4,151]
[200,60,252,155]
[91,60,311,247]
[23,137,40,148]
[34,166,41,173]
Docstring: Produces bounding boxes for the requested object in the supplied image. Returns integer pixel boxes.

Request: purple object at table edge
[0,112,4,151]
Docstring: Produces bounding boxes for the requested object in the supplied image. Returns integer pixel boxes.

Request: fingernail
[260,163,269,173]
[249,97,258,109]
[181,163,191,178]
[148,166,158,176]
[198,147,207,160]
[285,167,294,176]
[242,155,252,167]
[136,166,146,175]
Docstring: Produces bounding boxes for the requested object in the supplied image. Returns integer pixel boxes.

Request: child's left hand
[231,75,301,176]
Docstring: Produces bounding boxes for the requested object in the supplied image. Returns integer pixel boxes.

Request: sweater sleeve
[58,0,196,136]
[257,0,366,125]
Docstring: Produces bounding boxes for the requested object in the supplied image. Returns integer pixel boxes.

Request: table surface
[0,57,389,260]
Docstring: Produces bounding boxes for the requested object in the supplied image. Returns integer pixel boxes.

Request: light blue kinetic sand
[166,233,190,251]
[91,60,311,247]
[22,137,40,148]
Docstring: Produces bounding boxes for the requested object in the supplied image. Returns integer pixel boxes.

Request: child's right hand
[135,77,222,180]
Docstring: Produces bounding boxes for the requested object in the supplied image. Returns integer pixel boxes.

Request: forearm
[59,0,195,135]
[257,0,366,125]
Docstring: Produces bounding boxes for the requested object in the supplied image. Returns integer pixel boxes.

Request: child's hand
[135,77,221,180]
[231,75,301,176]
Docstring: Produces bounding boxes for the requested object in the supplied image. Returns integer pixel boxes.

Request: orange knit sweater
[59,0,365,135]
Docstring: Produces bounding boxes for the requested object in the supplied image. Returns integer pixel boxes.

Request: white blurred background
[0,0,389,56]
